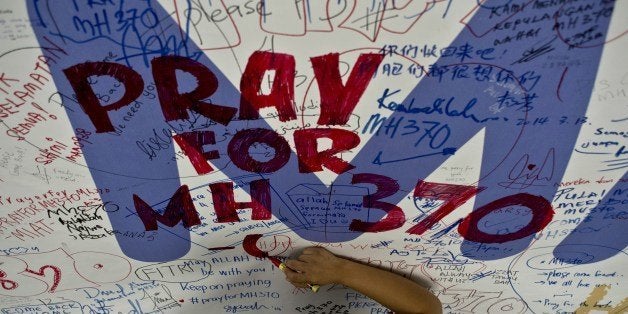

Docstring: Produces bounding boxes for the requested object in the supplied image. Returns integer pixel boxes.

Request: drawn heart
[25,265,61,293]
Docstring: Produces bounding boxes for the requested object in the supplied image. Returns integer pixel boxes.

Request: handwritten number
[349,173,406,232]
[407,180,484,235]
[401,119,420,136]
[0,270,18,290]
[24,265,62,293]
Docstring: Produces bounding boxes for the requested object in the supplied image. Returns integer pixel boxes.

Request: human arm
[283,247,442,314]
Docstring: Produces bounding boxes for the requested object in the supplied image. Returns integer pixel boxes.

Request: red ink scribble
[259,0,307,36]
[70,250,133,284]
[242,234,269,259]
[0,248,133,296]
[25,265,61,292]
[406,181,485,235]
[557,67,568,102]
[242,234,284,268]
[381,0,448,36]
[172,0,241,50]
[337,1,386,42]
[256,235,293,256]
[0,270,18,290]
[205,246,236,250]
[458,193,554,243]
[268,256,283,268]
[258,1,337,36]
[556,67,569,102]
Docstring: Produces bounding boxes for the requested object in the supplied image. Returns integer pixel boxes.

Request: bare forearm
[337,259,442,314]
[283,247,442,313]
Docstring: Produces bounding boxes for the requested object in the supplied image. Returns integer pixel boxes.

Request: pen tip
[308,284,320,293]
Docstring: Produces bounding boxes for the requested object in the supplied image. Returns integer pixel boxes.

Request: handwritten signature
[500,148,555,189]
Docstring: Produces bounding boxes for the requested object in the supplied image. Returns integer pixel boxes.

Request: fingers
[283,258,318,287]
[285,259,309,271]
[301,247,318,255]
[291,282,309,289]
[301,247,326,255]
[283,266,312,289]
[297,254,317,263]
[283,266,307,283]
[282,247,338,288]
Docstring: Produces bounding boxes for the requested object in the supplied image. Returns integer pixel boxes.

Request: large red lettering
[63,62,144,133]
[227,128,290,173]
[294,128,360,174]
[239,51,296,122]
[242,234,268,258]
[172,131,219,175]
[311,53,384,125]
[133,185,201,231]
[458,193,554,243]
[152,56,236,125]
[406,181,485,235]
[349,173,405,232]
[209,179,271,223]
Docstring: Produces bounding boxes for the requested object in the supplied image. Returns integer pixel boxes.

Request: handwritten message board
[0,0,626,313]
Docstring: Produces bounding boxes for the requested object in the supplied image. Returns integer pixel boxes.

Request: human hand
[283,247,348,288]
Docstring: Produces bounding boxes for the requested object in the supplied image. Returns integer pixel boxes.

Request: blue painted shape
[25,0,307,261]
[339,0,616,260]
[26,0,619,262]
[555,171,627,264]
[26,0,216,261]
